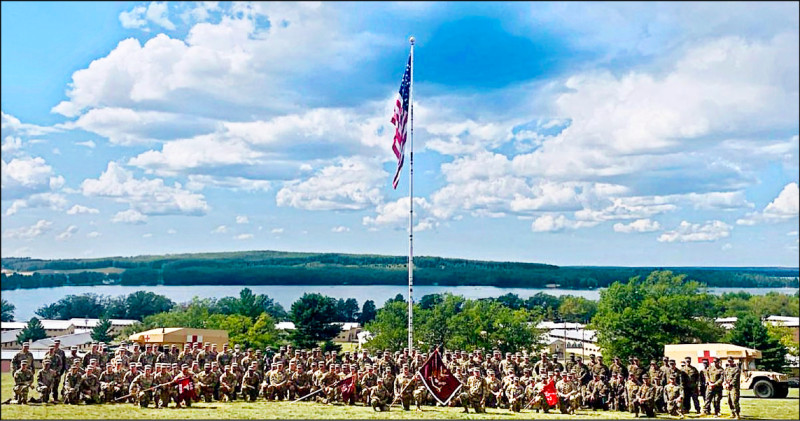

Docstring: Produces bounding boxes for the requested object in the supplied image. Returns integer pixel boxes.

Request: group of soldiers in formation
[11,340,744,418]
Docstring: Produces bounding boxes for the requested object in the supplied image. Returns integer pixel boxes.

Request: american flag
[390,55,411,189]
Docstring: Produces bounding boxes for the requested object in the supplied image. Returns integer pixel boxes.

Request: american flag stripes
[391,55,412,189]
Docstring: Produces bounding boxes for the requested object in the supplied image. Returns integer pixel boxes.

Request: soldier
[610,356,628,379]
[219,365,238,402]
[130,365,155,407]
[572,356,592,386]
[195,363,216,402]
[483,369,502,408]
[392,364,416,410]
[724,356,741,419]
[703,358,724,417]
[36,359,57,403]
[370,377,391,411]
[78,360,100,404]
[51,339,67,400]
[636,374,656,418]
[173,364,196,408]
[154,363,174,408]
[506,375,526,412]
[217,343,232,368]
[268,361,289,400]
[63,363,83,405]
[12,359,33,404]
[12,342,34,373]
[83,343,100,368]
[290,363,313,401]
[626,373,641,415]
[665,375,685,418]
[556,370,578,415]
[99,363,120,403]
[460,367,486,413]
[121,363,140,403]
[565,354,577,373]
[592,355,611,379]
[241,364,261,401]
[681,356,701,414]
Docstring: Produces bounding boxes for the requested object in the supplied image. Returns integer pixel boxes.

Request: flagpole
[407,35,415,353]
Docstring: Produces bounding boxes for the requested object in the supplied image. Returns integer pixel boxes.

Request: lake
[3,284,798,320]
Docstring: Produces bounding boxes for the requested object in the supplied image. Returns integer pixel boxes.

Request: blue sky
[1,1,798,266]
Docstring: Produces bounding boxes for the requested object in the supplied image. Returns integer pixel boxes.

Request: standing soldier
[217,344,232,368]
[610,356,628,379]
[724,356,741,419]
[565,354,577,373]
[703,358,724,417]
[393,364,416,411]
[36,359,57,403]
[460,367,486,413]
[12,342,34,373]
[682,356,701,414]
[62,363,83,404]
[51,339,67,400]
[664,375,685,418]
[43,345,63,402]
[636,374,656,418]
[626,374,641,415]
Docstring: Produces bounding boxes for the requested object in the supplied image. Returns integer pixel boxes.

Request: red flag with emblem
[543,379,558,406]
[417,348,462,405]
[339,375,356,402]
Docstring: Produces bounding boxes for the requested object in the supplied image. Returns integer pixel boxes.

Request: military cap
[204,342,210,346]
[524,368,531,372]
[247,347,254,352]
[204,363,211,368]
[255,349,262,354]
[488,369,495,375]
[650,360,657,365]
[576,356,583,361]
[54,339,61,343]
[144,365,152,370]
[472,367,481,372]
[642,374,649,379]
[669,359,676,364]
[22,341,30,347]
[181,364,189,369]
[145,343,152,347]
[589,353,595,357]
[43,359,51,365]
[377,377,384,382]
[171,363,179,367]
[48,344,54,349]
[232,363,239,367]
[234,344,241,349]
[224,365,231,370]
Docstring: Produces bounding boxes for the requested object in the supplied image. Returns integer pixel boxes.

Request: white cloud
[119,5,148,29]
[87,231,102,238]
[331,226,350,233]
[142,233,153,238]
[119,2,175,31]
[112,209,148,224]
[234,233,253,240]
[5,192,68,216]
[1,156,65,200]
[67,204,100,215]
[531,214,599,232]
[2,220,53,240]
[167,228,177,235]
[363,197,439,232]
[236,215,249,224]
[81,162,209,216]
[2,136,23,155]
[613,219,663,233]
[211,225,228,234]
[271,228,284,234]
[276,157,385,211]
[657,220,732,243]
[75,140,96,148]
[145,2,175,30]
[56,225,79,241]
[722,243,733,251]
[737,183,799,225]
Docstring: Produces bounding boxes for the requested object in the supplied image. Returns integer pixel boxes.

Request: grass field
[1,373,797,419]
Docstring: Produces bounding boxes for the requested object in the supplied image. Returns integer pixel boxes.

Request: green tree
[364,301,410,352]
[289,293,341,349]
[245,313,283,349]
[419,294,443,310]
[336,298,360,322]
[91,316,114,343]
[591,270,721,362]
[206,313,253,345]
[35,293,107,319]
[358,300,377,325]
[17,317,47,344]
[417,294,464,350]
[447,299,542,354]
[123,291,175,320]
[558,296,598,323]
[726,314,788,373]
[1,298,15,322]
[140,297,214,329]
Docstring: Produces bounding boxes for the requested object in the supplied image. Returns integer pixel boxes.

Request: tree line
[2,252,797,290]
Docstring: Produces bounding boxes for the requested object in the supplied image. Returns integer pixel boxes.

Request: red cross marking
[144,335,150,341]
[698,350,716,363]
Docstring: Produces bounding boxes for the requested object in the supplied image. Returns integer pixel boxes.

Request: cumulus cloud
[363,197,439,232]
[119,2,175,31]
[5,193,68,216]
[67,204,100,215]
[81,162,209,216]
[2,220,53,240]
[331,226,350,233]
[613,218,662,233]
[86,231,102,238]
[271,228,284,234]
[234,233,253,240]
[56,225,79,240]
[276,157,385,211]
[63,108,217,145]
[657,220,732,243]
[211,225,228,234]
[737,182,799,225]
[75,140,96,148]
[112,209,148,224]
[531,214,599,232]
[1,156,65,200]
[236,215,249,224]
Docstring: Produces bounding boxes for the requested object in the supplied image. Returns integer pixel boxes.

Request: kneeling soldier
[36,359,57,404]
[196,363,216,403]
[506,376,526,412]
[460,367,486,413]
[63,363,83,404]
[130,365,155,407]
[80,363,102,404]
[370,377,391,411]
[14,360,34,404]
[99,363,120,403]
[219,365,238,402]
[665,375,685,418]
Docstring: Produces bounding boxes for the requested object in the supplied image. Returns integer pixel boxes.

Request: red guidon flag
[339,375,356,403]
[417,348,462,405]
[543,379,558,407]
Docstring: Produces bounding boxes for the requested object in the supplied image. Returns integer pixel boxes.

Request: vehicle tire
[753,379,775,398]
[774,383,789,398]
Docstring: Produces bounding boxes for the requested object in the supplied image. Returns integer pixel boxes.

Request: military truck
[664,343,789,398]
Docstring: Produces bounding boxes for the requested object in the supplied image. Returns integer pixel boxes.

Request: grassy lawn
[1,373,796,419]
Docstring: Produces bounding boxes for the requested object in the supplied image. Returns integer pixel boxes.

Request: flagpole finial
[409,36,415,45]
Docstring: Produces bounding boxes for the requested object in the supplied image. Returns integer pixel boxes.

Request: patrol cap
[377,377,384,382]
[204,363,211,368]
[172,363,179,368]
[145,365,152,370]
[43,359,51,365]
[642,374,649,379]
[182,364,189,369]
[22,341,30,347]
[234,344,241,349]
[21,360,29,365]
[488,369,495,375]
[54,339,61,344]
[650,360,657,365]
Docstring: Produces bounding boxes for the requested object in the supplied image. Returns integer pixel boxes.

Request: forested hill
[1,250,797,290]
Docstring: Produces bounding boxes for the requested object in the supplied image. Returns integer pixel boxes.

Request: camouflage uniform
[460,371,486,413]
[36,362,58,403]
[370,380,391,411]
[724,359,741,418]
[241,368,261,401]
[130,371,155,407]
[703,362,724,416]
[63,368,83,404]
[665,380,685,417]
[219,369,238,402]
[13,364,34,404]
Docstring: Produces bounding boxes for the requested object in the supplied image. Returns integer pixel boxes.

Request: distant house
[128,327,228,349]
[765,316,800,342]
[1,329,22,350]
[29,332,94,353]
[68,318,138,335]
[333,322,362,343]
[1,322,26,332]
[1,318,138,340]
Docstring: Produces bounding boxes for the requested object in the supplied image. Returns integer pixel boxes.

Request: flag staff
[407,35,415,353]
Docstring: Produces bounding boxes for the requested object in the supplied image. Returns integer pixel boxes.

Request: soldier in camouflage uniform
[460,367,486,413]
[13,360,34,404]
[219,365,238,402]
[636,374,656,418]
[626,374,641,415]
[664,375,685,418]
[67,347,84,375]
[703,358,724,417]
[506,375,526,412]
[241,364,261,401]
[99,363,121,403]
[682,356,702,414]
[393,364,416,410]
[195,363,217,402]
[130,365,156,407]
[63,363,83,405]
[36,359,58,403]
[154,363,175,408]
[484,369,503,408]
[358,364,378,405]
[12,342,34,373]
[556,372,580,414]
[81,362,102,404]
[724,356,741,419]
[370,377,391,411]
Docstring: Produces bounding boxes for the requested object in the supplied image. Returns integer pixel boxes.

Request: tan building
[128,327,229,348]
